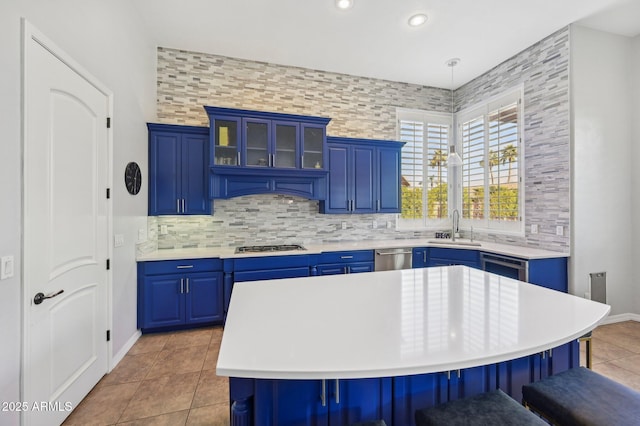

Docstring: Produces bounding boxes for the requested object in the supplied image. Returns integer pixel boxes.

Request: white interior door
[23,23,110,426]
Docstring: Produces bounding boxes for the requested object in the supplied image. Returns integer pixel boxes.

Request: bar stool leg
[580,336,592,369]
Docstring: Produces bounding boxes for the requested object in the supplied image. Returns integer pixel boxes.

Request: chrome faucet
[452,209,459,242]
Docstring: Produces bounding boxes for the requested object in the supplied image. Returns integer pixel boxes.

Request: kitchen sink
[427,239,482,247]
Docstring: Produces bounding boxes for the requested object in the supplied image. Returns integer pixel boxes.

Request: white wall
[632,34,640,315]
[571,25,634,315]
[0,1,155,423]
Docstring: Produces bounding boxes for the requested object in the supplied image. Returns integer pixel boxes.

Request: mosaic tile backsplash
[149,26,570,252]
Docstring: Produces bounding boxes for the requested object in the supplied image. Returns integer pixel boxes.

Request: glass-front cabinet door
[302,124,325,169]
[273,121,299,168]
[212,117,240,166]
[244,118,270,167]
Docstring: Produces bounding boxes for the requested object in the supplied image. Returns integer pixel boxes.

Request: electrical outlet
[372,220,377,229]
[531,224,538,234]
[556,226,563,236]
[387,221,393,229]
[341,221,347,230]
[160,224,168,235]
[1,255,15,280]
[114,234,124,247]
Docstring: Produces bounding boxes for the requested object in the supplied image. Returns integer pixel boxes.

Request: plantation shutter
[461,116,485,219]
[399,119,424,219]
[426,123,449,219]
[488,102,519,221]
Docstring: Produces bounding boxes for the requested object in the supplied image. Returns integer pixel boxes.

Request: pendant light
[446,58,462,167]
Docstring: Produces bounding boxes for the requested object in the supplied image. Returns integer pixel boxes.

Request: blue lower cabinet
[230,341,578,426]
[427,248,480,269]
[528,257,568,292]
[412,248,428,268]
[315,250,374,275]
[253,378,392,426]
[137,259,223,332]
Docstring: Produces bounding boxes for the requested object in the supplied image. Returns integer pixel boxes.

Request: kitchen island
[217,266,609,426]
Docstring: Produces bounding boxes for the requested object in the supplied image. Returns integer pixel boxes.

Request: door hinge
[106,330,111,342]
[106,117,111,128]
[106,259,110,270]
[106,188,111,199]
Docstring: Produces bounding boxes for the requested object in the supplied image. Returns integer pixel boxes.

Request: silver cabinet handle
[377,200,381,211]
[237,151,241,165]
[335,379,340,404]
[177,265,194,269]
[182,198,185,213]
[343,266,348,274]
[177,199,180,213]
[376,251,413,256]
[321,379,326,407]
[340,256,353,259]
[180,278,184,294]
[185,278,189,293]
[424,251,427,263]
[301,154,304,168]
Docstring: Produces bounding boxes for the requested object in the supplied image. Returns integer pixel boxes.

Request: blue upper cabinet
[205,106,331,200]
[320,137,405,214]
[148,123,211,215]
[205,106,330,171]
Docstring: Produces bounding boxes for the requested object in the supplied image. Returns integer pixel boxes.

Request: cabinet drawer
[234,267,310,282]
[233,255,310,272]
[428,248,479,262]
[318,250,374,264]
[139,258,222,275]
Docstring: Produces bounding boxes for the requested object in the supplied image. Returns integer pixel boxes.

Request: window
[459,88,523,233]
[396,88,523,234]
[397,109,452,228]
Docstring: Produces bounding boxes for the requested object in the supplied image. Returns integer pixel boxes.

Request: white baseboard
[600,313,640,325]
[110,330,142,371]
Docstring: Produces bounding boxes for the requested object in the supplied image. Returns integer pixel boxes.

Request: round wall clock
[124,162,142,195]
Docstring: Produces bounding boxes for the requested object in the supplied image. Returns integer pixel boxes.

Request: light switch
[556,226,564,236]
[1,255,15,280]
[372,220,377,229]
[160,224,168,235]
[531,224,538,234]
[114,234,124,247]
[341,222,347,230]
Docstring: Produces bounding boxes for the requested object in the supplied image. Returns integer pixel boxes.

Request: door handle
[321,379,326,407]
[180,278,184,294]
[185,278,190,294]
[33,289,64,305]
[182,198,185,213]
[334,379,340,404]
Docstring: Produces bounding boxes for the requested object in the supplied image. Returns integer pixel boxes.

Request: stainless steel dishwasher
[374,248,413,271]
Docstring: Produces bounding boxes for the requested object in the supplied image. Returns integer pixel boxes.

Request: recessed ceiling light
[408,13,428,27]
[335,0,354,10]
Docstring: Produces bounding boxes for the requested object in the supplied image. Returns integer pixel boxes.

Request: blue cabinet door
[328,378,392,426]
[142,275,184,329]
[376,145,402,213]
[185,272,224,324]
[148,124,210,216]
[253,378,391,426]
[182,133,210,214]
[149,131,181,215]
[352,146,375,213]
[427,248,480,269]
[323,144,350,213]
[254,379,329,426]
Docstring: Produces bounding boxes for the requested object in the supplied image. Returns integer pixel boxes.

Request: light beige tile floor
[63,321,640,425]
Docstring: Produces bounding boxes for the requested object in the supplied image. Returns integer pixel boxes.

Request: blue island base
[228,340,579,426]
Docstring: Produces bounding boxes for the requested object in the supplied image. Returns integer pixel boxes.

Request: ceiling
[133,0,640,89]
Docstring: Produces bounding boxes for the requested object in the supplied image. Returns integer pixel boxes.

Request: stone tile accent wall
[151,26,570,251]
[455,26,571,250]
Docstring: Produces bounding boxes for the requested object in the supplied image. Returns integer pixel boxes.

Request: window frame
[456,86,525,235]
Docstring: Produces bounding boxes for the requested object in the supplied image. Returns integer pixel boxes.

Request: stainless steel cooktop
[235,244,306,254]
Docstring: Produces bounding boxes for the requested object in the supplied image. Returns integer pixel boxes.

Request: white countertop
[216,266,609,380]
[137,239,568,261]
